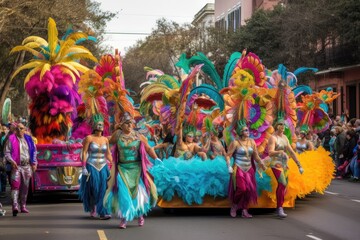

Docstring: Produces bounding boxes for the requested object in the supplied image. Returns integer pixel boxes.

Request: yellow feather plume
[47,18,59,59]
[40,63,51,81]
[22,36,48,46]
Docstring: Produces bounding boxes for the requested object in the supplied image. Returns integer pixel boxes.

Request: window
[227,7,241,32]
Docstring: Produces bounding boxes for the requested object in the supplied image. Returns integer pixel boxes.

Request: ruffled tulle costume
[150,155,229,205]
[104,136,157,221]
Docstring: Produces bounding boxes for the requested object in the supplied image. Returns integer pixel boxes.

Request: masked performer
[78,115,112,220]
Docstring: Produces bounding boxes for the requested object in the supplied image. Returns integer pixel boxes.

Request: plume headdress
[221,53,273,154]
[10,17,97,143]
[314,88,340,113]
[158,65,202,135]
[204,117,218,135]
[296,94,331,134]
[268,64,298,147]
[77,69,110,135]
[182,123,196,137]
[101,49,138,126]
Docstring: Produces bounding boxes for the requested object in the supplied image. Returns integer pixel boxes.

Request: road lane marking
[306,234,322,240]
[97,230,108,240]
[324,191,339,195]
[351,199,360,203]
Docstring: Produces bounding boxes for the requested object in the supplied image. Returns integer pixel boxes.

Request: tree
[123,18,199,100]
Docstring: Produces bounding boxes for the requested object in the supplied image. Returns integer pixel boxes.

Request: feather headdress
[10,18,97,143]
[268,64,298,147]
[103,49,137,124]
[231,49,267,88]
[296,94,331,134]
[77,70,110,136]
[222,63,274,153]
[159,65,202,135]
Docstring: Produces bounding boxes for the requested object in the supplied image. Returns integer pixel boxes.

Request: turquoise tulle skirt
[150,156,272,205]
[104,174,152,221]
[150,156,229,205]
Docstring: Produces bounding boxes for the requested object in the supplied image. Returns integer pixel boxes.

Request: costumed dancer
[78,114,112,219]
[202,118,226,159]
[4,123,37,216]
[105,112,158,228]
[173,120,207,160]
[267,119,304,218]
[266,64,305,217]
[296,126,314,153]
[226,120,266,218]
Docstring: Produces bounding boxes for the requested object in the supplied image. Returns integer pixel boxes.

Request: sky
[98,0,213,55]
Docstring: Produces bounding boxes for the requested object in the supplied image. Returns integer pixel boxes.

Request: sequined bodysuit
[87,142,108,171]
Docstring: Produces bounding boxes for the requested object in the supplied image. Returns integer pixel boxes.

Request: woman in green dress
[105,112,159,229]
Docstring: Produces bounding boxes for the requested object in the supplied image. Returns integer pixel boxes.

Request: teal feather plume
[293,85,313,98]
[223,52,242,88]
[293,67,318,76]
[278,64,287,81]
[175,53,190,74]
[188,52,222,89]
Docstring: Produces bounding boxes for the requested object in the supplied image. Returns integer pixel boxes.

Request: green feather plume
[1,98,11,124]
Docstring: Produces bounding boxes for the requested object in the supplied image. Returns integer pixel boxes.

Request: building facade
[310,65,360,119]
[192,3,215,29]
[214,0,281,31]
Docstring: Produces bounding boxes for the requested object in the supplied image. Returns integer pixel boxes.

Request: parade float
[10,18,97,195]
[143,50,337,209]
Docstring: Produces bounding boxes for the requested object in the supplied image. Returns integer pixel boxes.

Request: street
[0,180,359,240]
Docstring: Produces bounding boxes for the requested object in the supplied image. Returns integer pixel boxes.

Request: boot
[11,190,19,217]
[277,207,287,218]
[138,216,145,226]
[119,218,127,229]
[230,204,237,218]
[241,209,253,218]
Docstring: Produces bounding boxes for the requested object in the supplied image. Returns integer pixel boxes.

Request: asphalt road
[0,179,359,240]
